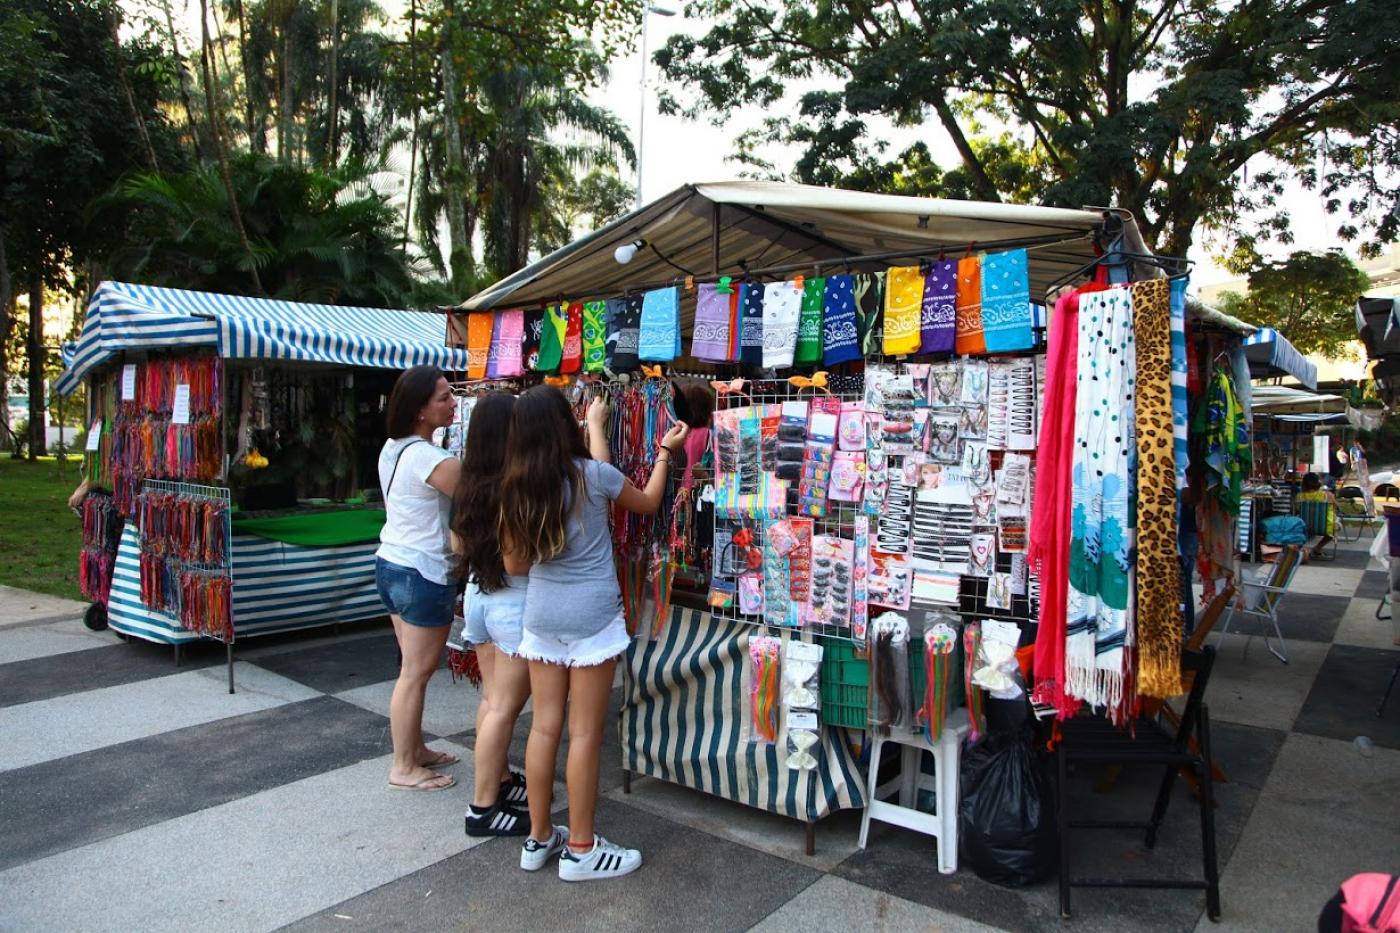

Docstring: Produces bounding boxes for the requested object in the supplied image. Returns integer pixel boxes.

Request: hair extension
[873,627,903,735]
[964,622,985,742]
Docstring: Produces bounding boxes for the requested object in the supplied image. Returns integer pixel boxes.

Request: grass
[0,456,86,600]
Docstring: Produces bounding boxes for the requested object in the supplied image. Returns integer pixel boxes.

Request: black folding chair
[1056,645,1220,922]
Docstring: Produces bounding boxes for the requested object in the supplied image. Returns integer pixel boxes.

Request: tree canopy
[1216,250,1371,359]
[656,0,1400,258]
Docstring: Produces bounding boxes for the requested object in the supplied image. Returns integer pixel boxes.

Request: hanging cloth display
[560,301,584,373]
[495,309,525,377]
[1169,279,1189,491]
[795,276,825,365]
[523,307,546,371]
[1066,286,1136,720]
[955,256,986,355]
[761,280,802,368]
[693,282,736,362]
[1195,362,1249,515]
[606,295,643,372]
[739,283,765,366]
[854,272,885,357]
[581,301,607,372]
[979,248,1034,353]
[639,286,681,362]
[536,304,566,373]
[882,265,923,355]
[485,311,505,378]
[821,274,860,366]
[921,259,957,354]
[1130,278,1183,699]
[466,312,493,379]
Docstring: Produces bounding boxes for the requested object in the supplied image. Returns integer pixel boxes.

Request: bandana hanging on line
[610,294,644,372]
[979,248,1035,352]
[693,282,735,362]
[560,302,583,373]
[795,277,826,364]
[955,256,986,355]
[485,311,505,378]
[822,274,860,366]
[638,286,681,362]
[536,304,565,373]
[1066,286,1136,721]
[761,280,802,368]
[466,312,493,379]
[582,301,607,372]
[882,266,923,355]
[854,272,886,356]
[522,308,546,372]
[739,283,766,366]
[921,260,957,354]
[493,309,525,377]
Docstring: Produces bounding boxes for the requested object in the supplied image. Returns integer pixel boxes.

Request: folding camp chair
[1335,492,1379,543]
[1217,545,1301,664]
[1057,646,1221,921]
[1296,500,1336,561]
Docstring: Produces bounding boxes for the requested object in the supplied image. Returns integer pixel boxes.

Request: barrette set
[868,550,913,610]
[986,358,1038,450]
[880,375,919,454]
[876,480,914,555]
[807,535,854,627]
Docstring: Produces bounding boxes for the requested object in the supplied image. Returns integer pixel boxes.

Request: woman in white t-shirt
[376,365,461,791]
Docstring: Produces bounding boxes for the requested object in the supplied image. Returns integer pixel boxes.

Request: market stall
[456,181,1256,859]
[55,282,469,679]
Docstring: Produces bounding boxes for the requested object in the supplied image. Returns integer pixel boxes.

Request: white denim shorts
[463,576,527,656]
[516,615,630,668]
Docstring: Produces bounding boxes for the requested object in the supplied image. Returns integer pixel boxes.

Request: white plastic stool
[857,708,970,874]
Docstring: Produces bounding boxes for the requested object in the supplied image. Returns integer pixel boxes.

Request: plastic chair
[1296,499,1336,560]
[857,708,970,874]
[1056,646,1221,922]
[1217,545,1301,664]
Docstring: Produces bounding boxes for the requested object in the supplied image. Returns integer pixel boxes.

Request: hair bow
[640,364,665,380]
[710,377,751,407]
[787,371,830,394]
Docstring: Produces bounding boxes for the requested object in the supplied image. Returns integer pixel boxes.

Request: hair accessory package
[748,636,782,745]
[806,534,855,627]
[919,617,960,742]
[868,612,911,735]
[797,411,838,517]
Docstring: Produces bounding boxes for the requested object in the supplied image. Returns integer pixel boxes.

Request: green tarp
[231,508,386,547]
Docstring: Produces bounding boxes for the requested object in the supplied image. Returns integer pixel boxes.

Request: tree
[1216,251,1371,359]
[0,0,181,458]
[656,0,1400,259]
[99,154,424,308]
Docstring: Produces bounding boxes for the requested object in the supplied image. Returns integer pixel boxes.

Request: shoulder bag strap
[386,438,428,498]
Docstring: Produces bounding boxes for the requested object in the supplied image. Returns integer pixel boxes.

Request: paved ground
[1,535,1397,933]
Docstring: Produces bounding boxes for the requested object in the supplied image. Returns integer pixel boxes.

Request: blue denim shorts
[375,558,456,628]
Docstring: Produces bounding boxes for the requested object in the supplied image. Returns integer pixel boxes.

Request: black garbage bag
[959,712,1057,886]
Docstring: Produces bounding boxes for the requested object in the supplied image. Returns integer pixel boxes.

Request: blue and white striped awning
[56,281,469,394]
[1243,327,1317,390]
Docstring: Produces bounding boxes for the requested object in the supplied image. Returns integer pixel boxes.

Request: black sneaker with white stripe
[464,802,529,837]
[499,769,527,806]
[557,834,642,881]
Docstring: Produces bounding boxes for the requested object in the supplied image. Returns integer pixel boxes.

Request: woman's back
[377,436,453,584]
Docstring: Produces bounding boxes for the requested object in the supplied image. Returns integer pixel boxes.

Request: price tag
[785,640,822,664]
[121,364,137,400]
[982,619,1022,647]
[172,384,191,424]
[85,420,102,451]
[786,709,819,730]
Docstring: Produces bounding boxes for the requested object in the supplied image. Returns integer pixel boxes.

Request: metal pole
[636,14,649,207]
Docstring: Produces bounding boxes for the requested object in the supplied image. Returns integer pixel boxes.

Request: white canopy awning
[459,181,1162,311]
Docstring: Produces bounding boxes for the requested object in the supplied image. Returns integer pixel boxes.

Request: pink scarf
[1029,288,1088,716]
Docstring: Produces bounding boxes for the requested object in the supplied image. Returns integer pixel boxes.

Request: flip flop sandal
[389,772,456,792]
[419,751,460,768]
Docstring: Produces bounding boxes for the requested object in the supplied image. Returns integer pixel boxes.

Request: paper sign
[121,364,137,400]
[982,618,1022,647]
[172,384,191,424]
[786,710,819,730]
[85,420,102,451]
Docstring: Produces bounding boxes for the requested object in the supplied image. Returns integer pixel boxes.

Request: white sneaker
[519,826,569,872]
[557,834,642,881]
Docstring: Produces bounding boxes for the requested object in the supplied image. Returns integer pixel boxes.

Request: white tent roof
[459,181,1161,311]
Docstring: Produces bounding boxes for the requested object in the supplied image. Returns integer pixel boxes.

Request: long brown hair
[385,365,444,438]
[452,392,515,592]
[498,385,589,564]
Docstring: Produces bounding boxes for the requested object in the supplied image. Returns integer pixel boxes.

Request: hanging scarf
[522,308,546,372]
[795,276,825,364]
[955,256,986,355]
[761,280,802,368]
[485,311,505,378]
[536,304,566,373]
[692,282,736,362]
[1131,278,1183,699]
[739,283,765,366]
[1066,286,1136,720]
[560,302,583,373]
[854,272,885,356]
[882,265,922,355]
[639,286,681,362]
[495,309,525,377]
[980,248,1034,353]
[606,295,643,372]
[581,301,607,372]
[1169,278,1189,491]
[1195,362,1250,515]
[466,312,493,379]
[821,274,860,366]
[921,259,957,354]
